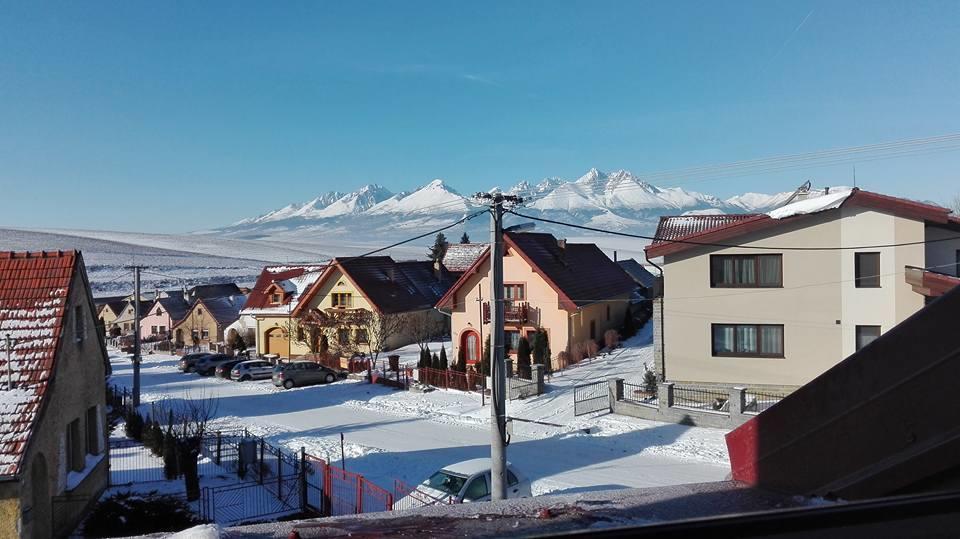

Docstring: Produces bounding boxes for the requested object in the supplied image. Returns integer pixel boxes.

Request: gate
[574,380,610,416]
[199,475,302,525]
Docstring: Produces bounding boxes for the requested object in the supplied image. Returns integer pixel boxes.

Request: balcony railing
[482,302,530,324]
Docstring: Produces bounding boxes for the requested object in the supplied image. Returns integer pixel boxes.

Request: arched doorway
[30,453,51,539]
[460,329,481,365]
[265,327,289,357]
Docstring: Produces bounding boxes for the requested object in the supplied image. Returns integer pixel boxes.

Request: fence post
[531,364,544,395]
[277,450,283,500]
[215,431,222,465]
[299,447,308,512]
[322,461,331,517]
[608,378,624,413]
[658,382,674,410]
[259,439,265,484]
[505,359,514,378]
[356,475,363,514]
[730,386,747,419]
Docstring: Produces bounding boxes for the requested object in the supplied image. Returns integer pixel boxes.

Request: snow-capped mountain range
[217,169,807,240]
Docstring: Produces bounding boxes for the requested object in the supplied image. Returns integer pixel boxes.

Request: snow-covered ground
[108,327,729,498]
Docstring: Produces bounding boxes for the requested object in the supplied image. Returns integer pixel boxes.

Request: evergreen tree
[439,346,449,370]
[431,352,441,370]
[456,345,467,372]
[481,335,491,376]
[642,367,659,394]
[516,336,532,378]
[419,347,430,369]
[531,330,547,366]
[460,232,470,244]
[125,411,144,441]
[427,232,449,263]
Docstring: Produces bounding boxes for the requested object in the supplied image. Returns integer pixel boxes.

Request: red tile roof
[243,265,328,311]
[0,250,78,476]
[437,232,637,312]
[646,189,955,258]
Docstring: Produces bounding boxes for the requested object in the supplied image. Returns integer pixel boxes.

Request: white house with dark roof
[645,188,960,389]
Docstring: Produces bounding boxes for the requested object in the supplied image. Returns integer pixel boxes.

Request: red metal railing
[416,367,483,393]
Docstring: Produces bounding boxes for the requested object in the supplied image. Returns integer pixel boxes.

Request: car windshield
[425,470,467,496]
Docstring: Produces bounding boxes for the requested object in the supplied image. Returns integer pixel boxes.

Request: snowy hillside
[217,168,802,241]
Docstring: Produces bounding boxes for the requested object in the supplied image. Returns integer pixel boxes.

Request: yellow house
[240,265,330,358]
[436,232,636,370]
[171,295,246,348]
[94,298,126,337]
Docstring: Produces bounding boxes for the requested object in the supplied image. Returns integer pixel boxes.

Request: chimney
[433,259,443,282]
[183,286,189,303]
[824,186,830,194]
[613,250,618,262]
[557,239,566,250]
[155,287,160,300]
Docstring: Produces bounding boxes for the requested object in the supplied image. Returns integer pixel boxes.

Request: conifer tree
[460,232,470,244]
[427,232,449,263]
[516,336,532,378]
[439,346,449,370]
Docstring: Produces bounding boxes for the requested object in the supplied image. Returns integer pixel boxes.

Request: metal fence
[416,367,483,393]
[199,475,302,525]
[744,389,787,414]
[622,382,658,407]
[392,479,455,512]
[672,385,730,413]
[508,376,538,401]
[574,380,610,416]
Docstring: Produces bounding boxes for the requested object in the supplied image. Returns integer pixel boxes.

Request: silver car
[230,360,275,381]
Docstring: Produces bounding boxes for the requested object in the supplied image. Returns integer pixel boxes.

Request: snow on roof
[766,189,854,220]
[651,214,760,246]
[442,243,488,273]
[241,264,328,316]
[0,250,78,476]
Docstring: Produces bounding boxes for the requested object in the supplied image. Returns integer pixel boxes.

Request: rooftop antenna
[853,164,857,188]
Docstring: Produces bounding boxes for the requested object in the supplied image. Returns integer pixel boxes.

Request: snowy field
[108,327,730,498]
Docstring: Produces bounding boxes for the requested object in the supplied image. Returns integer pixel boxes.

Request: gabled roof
[436,232,636,312]
[617,259,658,289]
[200,296,246,327]
[242,264,328,315]
[153,295,191,323]
[187,283,243,301]
[646,189,955,259]
[442,243,488,273]
[294,257,457,316]
[98,299,128,318]
[0,251,78,476]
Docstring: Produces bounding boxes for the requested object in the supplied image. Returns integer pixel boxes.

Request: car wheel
[185,367,193,373]
[283,379,294,389]
[325,373,335,383]
[241,375,251,382]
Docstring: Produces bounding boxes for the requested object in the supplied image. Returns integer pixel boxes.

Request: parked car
[178,352,213,373]
[214,359,245,378]
[230,360,275,381]
[402,459,531,505]
[272,361,340,389]
[194,354,237,376]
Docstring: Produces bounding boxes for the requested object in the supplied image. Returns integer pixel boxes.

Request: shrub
[571,342,586,364]
[431,352,441,370]
[586,340,600,359]
[604,329,620,350]
[125,412,144,441]
[162,431,179,480]
[456,345,466,372]
[556,351,572,371]
[642,367,659,394]
[439,346,449,370]
[83,491,199,537]
[516,336,531,378]
[481,335,491,376]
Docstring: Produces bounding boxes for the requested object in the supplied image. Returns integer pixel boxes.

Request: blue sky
[1,1,958,233]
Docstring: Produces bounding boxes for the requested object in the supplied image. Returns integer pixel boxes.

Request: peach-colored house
[436,232,636,369]
[139,295,191,341]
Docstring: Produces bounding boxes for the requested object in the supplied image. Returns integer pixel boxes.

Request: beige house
[95,297,127,337]
[170,295,246,348]
[437,232,636,370]
[645,188,960,389]
[0,251,110,538]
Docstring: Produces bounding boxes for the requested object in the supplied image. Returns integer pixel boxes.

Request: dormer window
[271,293,282,304]
[332,293,352,309]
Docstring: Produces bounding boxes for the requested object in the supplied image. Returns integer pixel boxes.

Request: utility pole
[474,191,523,501]
[127,265,144,407]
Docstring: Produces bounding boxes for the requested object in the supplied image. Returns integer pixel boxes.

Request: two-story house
[436,232,637,370]
[240,265,329,358]
[644,188,960,389]
[170,295,246,349]
[0,251,110,538]
[94,297,127,337]
[139,295,191,341]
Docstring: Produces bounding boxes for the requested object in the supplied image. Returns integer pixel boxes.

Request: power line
[506,210,960,251]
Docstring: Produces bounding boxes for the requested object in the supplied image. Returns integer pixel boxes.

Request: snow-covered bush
[604,329,620,350]
[83,491,198,537]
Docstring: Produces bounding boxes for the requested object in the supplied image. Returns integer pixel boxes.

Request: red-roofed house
[0,251,109,538]
[644,188,960,389]
[240,265,329,358]
[436,232,636,370]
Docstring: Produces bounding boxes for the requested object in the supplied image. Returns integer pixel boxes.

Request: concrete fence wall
[608,379,757,429]
[505,360,545,400]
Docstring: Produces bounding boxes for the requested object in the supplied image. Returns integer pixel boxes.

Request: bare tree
[355,311,407,361]
[174,392,220,501]
[289,308,336,354]
[950,194,960,215]
[407,310,442,351]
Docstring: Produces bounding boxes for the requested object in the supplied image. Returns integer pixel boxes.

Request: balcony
[482,302,531,324]
[905,265,960,298]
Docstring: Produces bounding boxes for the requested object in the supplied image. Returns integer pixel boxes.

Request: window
[271,293,282,304]
[463,476,489,502]
[338,328,350,345]
[197,308,203,316]
[157,308,164,316]
[606,305,610,321]
[75,305,85,342]
[151,326,158,335]
[504,330,521,354]
[503,284,525,309]
[507,469,519,487]
[856,325,881,351]
[201,329,209,340]
[464,332,480,362]
[67,419,83,472]
[159,325,166,334]
[332,293,353,309]
[355,328,369,344]
[710,255,782,288]
[589,320,596,340]
[855,252,881,288]
[712,324,784,358]
[296,326,305,341]
[86,406,101,455]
